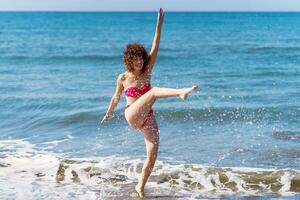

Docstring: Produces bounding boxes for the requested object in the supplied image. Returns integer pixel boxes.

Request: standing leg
[125,85,198,129]
[135,115,159,198]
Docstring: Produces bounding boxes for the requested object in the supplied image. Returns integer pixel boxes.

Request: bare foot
[135,184,145,198]
[179,85,198,100]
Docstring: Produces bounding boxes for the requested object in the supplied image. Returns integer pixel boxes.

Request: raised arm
[146,8,164,74]
[101,74,124,123]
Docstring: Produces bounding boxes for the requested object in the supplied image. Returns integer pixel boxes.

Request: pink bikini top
[124,84,151,98]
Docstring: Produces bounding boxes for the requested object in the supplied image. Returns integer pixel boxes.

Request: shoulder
[116,73,126,84]
[118,73,127,80]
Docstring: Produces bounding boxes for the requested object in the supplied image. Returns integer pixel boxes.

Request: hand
[101,113,111,124]
[157,8,164,25]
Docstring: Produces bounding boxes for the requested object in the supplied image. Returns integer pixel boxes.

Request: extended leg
[125,85,197,129]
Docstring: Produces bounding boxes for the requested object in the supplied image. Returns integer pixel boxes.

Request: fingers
[157,8,164,24]
[159,8,163,14]
[158,8,164,17]
[100,115,109,124]
[101,118,108,124]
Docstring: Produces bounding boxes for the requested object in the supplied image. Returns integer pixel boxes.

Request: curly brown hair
[123,43,148,73]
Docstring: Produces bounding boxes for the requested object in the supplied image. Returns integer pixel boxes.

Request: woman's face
[132,56,144,71]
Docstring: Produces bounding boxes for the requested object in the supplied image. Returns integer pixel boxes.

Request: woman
[101,8,198,198]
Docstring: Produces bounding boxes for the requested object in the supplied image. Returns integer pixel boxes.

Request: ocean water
[0,12,300,199]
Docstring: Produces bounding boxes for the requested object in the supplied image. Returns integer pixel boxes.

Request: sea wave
[0,139,299,199]
[1,54,180,62]
[155,107,300,123]
[57,106,300,125]
[272,131,300,141]
[6,107,299,131]
[1,54,122,62]
[246,46,300,53]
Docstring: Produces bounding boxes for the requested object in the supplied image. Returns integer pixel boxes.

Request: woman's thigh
[125,90,156,128]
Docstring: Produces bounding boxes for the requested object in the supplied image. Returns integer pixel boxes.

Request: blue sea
[0,12,300,199]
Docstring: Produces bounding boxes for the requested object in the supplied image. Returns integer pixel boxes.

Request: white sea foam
[41,138,69,145]
[0,139,299,199]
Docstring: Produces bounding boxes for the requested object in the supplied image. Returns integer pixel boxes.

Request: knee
[152,152,158,161]
[148,148,158,161]
[146,155,157,167]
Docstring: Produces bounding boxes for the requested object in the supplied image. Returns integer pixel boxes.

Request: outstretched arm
[101,74,124,123]
[146,8,164,73]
